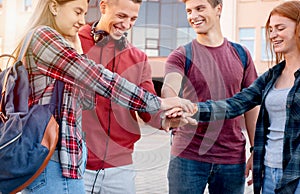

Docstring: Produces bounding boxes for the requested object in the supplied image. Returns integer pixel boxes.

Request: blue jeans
[262,166,283,194]
[168,156,245,194]
[22,143,87,194]
[263,166,300,194]
[295,179,300,193]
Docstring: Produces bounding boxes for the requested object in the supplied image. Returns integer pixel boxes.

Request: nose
[79,15,86,26]
[121,18,132,30]
[269,29,278,39]
[189,10,199,21]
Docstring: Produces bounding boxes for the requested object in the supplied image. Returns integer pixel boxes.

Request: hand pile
[160,97,198,131]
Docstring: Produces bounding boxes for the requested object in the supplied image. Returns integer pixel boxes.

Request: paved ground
[133,124,254,194]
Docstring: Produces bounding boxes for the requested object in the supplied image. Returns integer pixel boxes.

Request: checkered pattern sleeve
[30,26,161,113]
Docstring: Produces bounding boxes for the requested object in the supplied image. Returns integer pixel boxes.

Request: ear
[49,0,58,16]
[216,4,222,18]
[100,0,107,14]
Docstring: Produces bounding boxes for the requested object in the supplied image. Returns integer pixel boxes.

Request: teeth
[273,40,283,45]
[193,20,204,25]
[115,28,125,35]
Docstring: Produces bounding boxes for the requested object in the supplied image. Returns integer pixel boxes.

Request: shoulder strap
[229,41,248,69]
[184,41,248,75]
[183,42,193,75]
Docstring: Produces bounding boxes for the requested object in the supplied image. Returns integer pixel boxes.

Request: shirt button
[287,105,290,108]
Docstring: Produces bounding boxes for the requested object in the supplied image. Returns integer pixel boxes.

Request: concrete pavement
[133,124,254,194]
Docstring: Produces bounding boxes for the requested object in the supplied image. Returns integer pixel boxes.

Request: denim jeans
[262,166,282,194]
[84,164,136,194]
[263,166,300,194]
[295,179,300,193]
[22,143,87,194]
[168,156,245,194]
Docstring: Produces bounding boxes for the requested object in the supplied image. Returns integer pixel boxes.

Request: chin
[112,35,122,40]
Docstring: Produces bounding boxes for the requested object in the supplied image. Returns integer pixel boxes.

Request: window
[132,26,159,57]
[131,0,193,57]
[239,28,255,59]
[23,0,33,12]
[177,27,196,47]
[261,27,274,61]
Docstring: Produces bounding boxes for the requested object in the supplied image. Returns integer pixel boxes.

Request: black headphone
[91,21,128,51]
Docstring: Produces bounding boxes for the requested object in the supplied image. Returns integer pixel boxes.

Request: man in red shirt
[79,0,161,193]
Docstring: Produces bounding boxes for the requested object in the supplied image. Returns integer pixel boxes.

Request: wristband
[250,146,254,153]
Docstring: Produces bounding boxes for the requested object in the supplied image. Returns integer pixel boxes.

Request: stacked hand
[160,97,198,131]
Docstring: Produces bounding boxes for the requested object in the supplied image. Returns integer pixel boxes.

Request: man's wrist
[250,146,254,153]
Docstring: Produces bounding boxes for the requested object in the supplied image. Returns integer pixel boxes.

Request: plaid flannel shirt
[197,61,300,193]
[25,26,161,178]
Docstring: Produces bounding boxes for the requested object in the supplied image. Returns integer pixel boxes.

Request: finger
[168,111,183,118]
[182,112,195,118]
[193,103,198,114]
[247,179,253,186]
[165,108,183,117]
[180,99,194,113]
[163,127,170,132]
[185,117,198,125]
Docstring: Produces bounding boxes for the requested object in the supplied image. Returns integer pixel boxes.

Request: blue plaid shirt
[197,61,300,193]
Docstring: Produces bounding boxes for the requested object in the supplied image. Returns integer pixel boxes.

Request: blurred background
[0,0,286,94]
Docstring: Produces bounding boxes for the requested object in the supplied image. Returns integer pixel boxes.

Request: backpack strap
[183,42,193,75]
[183,41,248,76]
[229,41,248,69]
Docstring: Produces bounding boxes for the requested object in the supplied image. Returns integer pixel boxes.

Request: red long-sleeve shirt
[79,24,159,169]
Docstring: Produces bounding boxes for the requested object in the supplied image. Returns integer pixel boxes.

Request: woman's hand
[160,104,198,131]
[245,152,254,186]
[160,111,198,131]
[160,97,197,114]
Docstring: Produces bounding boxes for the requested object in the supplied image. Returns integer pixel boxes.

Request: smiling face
[50,0,88,37]
[268,14,297,55]
[185,0,222,35]
[99,0,140,40]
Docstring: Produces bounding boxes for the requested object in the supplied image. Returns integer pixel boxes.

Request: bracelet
[250,146,254,153]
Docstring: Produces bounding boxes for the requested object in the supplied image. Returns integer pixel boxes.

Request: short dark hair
[182,0,222,8]
[106,0,142,4]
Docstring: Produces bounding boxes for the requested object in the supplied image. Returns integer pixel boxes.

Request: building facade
[0,0,285,77]
[86,0,283,79]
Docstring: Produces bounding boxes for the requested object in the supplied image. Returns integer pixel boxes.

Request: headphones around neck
[91,21,128,51]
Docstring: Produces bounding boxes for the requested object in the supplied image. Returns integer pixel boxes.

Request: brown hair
[181,0,222,8]
[103,0,142,5]
[265,1,300,64]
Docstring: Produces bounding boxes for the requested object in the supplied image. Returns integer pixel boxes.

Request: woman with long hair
[17,0,195,193]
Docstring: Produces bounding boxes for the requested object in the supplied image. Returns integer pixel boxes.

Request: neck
[95,20,107,32]
[196,32,224,47]
[196,27,224,47]
[284,51,300,71]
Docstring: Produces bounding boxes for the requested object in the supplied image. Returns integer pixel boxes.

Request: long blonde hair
[13,0,89,58]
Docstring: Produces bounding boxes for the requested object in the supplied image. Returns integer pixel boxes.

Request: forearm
[161,72,183,98]
[32,26,162,113]
[244,106,260,147]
